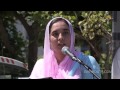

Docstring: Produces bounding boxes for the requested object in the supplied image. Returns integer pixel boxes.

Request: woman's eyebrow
[52,30,58,33]
[60,27,69,31]
[63,29,69,30]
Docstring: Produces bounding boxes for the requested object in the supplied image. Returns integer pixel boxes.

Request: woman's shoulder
[88,55,97,64]
[29,58,44,79]
[34,58,44,66]
[78,52,91,63]
[37,58,44,62]
[35,58,44,66]
[78,52,96,62]
[113,47,120,62]
[113,47,120,64]
[88,55,100,68]
[115,47,120,56]
[79,53,101,79]
[78,52,100,69]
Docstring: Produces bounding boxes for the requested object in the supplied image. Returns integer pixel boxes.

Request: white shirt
[29,59,44,79]
[111,47,120,79]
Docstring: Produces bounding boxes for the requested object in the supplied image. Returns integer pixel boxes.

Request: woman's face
[50,21,71,54]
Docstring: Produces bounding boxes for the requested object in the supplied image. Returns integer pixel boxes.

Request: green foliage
[84,50,91,55]
[0,12,27,62]
[19,11,82,47]
[78,11,112,40]
[0,11,112,78]
[77,11,112,78]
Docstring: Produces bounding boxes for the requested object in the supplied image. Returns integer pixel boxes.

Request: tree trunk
[13,11,40,75]
[0,18,14,54]
[76,32,102,61]
[27,23,40,75]
[28,38,38,75]
[103,43,111,79]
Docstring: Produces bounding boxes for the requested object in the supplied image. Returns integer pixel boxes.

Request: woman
[29,17,101,79]
[111,47,120,79]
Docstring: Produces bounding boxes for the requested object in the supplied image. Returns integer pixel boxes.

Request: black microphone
[61,46,101,79]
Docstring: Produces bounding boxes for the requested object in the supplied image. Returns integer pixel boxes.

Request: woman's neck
[54,52,65,65]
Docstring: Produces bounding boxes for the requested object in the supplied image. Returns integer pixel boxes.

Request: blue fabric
[78,53,101,79]
[68,52,101,79]
[68,61,80,76]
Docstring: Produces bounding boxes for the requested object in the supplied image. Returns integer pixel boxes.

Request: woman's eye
[63,31,69,35]
[53,32,58,36]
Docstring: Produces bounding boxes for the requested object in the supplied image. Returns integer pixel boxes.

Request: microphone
[61,46,84,64]
[61,46,101,79]
[61,46,76,60]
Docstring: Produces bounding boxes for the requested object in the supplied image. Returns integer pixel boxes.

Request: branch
[76,32,105,61]
[12,11,32,36]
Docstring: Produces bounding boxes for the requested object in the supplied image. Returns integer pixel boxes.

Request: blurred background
[0,11,112,79]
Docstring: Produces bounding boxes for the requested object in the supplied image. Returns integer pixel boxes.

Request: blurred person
[111,47,120,79]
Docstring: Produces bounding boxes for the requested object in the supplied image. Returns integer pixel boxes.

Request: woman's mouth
[58,44,66,48]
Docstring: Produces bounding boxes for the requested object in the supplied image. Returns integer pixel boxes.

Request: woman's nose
[58,33,64,41]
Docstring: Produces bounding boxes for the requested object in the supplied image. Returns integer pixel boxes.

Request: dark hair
[49,18,69,33]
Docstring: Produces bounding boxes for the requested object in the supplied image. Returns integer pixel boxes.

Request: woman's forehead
[50,21,69,31]
[51,21,68,27]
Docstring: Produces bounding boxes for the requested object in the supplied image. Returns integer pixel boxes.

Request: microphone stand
[71,56,101,79]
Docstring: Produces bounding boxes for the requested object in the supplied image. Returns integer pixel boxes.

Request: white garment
[111,47,120,79]
[29,59,44,79]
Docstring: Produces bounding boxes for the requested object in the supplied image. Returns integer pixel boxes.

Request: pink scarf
[43,17,81,79]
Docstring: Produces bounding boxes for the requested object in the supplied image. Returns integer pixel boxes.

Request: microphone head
[61,46,69,55]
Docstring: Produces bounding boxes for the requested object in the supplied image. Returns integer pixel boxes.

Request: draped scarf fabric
[43,17,81,79]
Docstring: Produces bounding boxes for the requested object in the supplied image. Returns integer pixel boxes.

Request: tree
[0,11,112,78]
[12,11,62,75]
[0,11,26,62]
[78,11,112,79]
